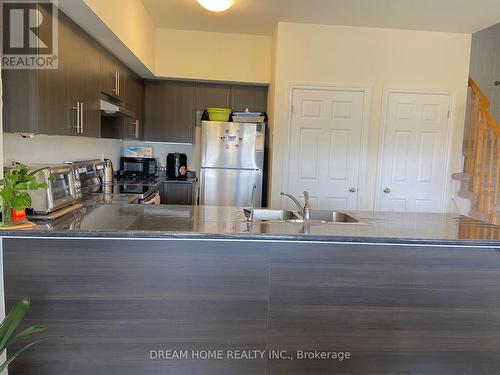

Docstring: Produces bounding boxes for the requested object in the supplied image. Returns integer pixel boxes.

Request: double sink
[242,208,359,224]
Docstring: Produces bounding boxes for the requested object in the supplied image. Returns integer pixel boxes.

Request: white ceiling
[142,0,500,35]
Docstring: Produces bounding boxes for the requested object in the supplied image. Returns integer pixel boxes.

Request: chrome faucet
[281,191,311,220]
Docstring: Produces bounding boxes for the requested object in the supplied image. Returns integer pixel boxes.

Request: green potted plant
[0,297,48,372]
[0,164,52,226]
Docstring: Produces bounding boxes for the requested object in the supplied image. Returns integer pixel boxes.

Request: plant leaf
[0,298,30,352]
[11,194,31,211]
[0,337,50,373]
[0,189,13,203]
[14,183,27,191]
[7,174,18,185]
[4,325,46,349]
[27,181,39,191]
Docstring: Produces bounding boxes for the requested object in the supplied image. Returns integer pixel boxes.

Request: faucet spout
[281,191,312,220]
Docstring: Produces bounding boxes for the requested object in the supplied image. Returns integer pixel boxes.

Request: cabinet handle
[349,187,358,193]
[135,120,139,139]
[383,188,391,194]
[117,72,120,96]
[112,72,118,95]
[80,102,84,134]
[72,102,80,133]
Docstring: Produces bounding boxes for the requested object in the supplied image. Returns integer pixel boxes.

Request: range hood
[100,99,135,118]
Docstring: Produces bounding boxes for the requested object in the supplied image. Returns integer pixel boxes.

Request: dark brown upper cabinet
[194,83,268,113]
[63,11,101,138]
[231,85,268,113]
[123,74,144,140]
[2,6,100,137]
[99,51,125,101]
[195,83,231,110]
[144,81,195,144]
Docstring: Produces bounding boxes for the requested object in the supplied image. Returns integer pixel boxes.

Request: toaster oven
[29,165,78,214]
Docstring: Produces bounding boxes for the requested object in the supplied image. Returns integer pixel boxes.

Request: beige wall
[154,28,272,83]
[83,0,156,72]
[269,22,471,209]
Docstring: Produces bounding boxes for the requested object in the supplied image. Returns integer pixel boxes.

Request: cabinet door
[162,183,194,205]
[63,11,100,137]
[195,83,230,110]
[144,81,195,143]
[79,38,101,137]
[123,118,140,140]
[1,69,38,133]
[99,50,120,99]
[230,85,268,112]
[124,73,144,118]
[36,4,71,136]
[116,63,129,101]
[123,73,144,140]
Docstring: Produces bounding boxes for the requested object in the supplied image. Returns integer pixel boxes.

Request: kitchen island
[2,204,500,374]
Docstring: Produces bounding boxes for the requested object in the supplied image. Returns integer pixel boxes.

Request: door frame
[282,82,372,210]
[375,87,457,212]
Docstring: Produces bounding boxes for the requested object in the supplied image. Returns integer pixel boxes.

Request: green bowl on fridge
[207,108,232,122]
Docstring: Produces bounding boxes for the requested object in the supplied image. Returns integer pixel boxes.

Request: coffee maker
[166,153,187,179]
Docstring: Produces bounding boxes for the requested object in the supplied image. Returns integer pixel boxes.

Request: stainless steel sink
[287,211,359,224]
[243,209,359,224]
[243,208,300,221]
[310,211,359,223]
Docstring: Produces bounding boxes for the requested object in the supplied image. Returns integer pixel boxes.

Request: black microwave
[119,157,158,179]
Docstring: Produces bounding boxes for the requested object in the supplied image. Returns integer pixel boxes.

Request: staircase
[453,77,500,223]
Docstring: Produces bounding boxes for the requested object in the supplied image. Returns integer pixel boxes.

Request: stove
[83,179,162,203]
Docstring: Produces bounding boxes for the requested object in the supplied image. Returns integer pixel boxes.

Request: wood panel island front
[1,205,500,374]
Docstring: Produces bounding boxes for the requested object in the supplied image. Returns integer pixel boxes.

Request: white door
[286,88,366,210]
[377,91,452,213]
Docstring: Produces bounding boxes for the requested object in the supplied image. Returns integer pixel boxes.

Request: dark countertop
[2,201,500,245]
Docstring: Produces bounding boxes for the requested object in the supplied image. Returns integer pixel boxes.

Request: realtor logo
[1,0,58,69]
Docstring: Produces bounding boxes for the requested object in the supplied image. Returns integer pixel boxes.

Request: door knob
[383,188,391,194]
[349,187,357,193]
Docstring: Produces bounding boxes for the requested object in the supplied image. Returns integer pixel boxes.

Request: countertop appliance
[66,159,105,198]
[167,153,187,179]
[94,180,161,204]
[119,157,158,180]
[67,159,161,205]
[93,181,161,201]
[200,121,265,207]
[30,165,78,214]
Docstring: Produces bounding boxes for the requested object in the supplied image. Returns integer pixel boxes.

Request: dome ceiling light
[196,0,235,12]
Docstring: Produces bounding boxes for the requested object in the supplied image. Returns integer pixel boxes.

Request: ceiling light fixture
[196,0,234,12]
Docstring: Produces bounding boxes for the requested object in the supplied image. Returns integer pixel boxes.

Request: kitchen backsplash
[3,133,123,166]
[4,132,199,172]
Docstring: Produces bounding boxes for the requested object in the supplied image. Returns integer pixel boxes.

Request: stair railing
[464,77,500,222]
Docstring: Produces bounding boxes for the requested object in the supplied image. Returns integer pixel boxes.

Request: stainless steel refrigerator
[200,121,265,207]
